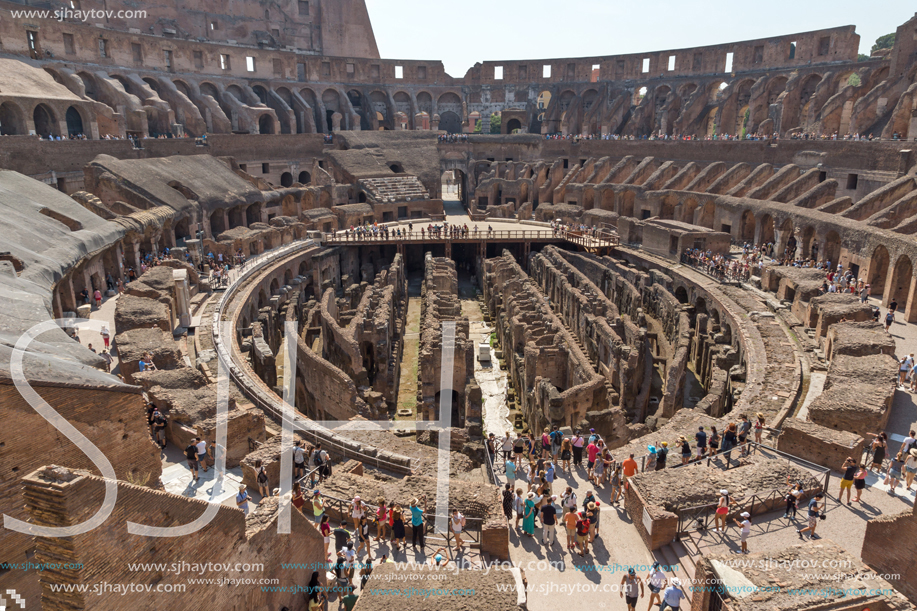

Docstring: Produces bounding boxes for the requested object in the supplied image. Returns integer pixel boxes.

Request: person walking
[885,451,905,495]
[375,498,389,541]
[655,442,668,470]
[622,453,639,490]
[733,511,751,554]
[646,562,667,611]
[695,427,708,459]
[513,488,525,529]
[659,578,684,611]
[708,426,720,457]
[899,354,914,387]
[839,457,856,504]
[870,434,887,472]
[195,437,208,472]
[505,455,516,486]
[620,568,644,611]
[678,435,691,465]
[784,478,803,518]
[560,438,572,472]
[797,492,825,540]
[502,483,514,522]
[184,441,200,481]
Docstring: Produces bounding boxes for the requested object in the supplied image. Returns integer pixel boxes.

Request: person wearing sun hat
[733,511,752,554]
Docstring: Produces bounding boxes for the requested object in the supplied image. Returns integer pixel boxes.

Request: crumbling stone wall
[418,254,475,426]
[22,466,323,611]
[0,384,161,607]
[484,250,614,439]
[776,419,865,471]
[807,353,897,435]
[862,503,917,605]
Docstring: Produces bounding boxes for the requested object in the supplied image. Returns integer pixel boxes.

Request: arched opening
[258,114,275,134]
[270,278,280,295]
[358,192,367,203]
[740,210,755,241]
[252,85,268,105]
[389,163,403,173]
[173,217,191,244]
[867,245,890,295]
[33,104,57,137]
[280,172,293,187]
[801,226,817,260]
[699,202,716,229]
[682,198,699,224]
[361,342,377,385]
[434,389,462,424]
[246,203,262,226]
[228,206,245,229]
[889,255,912,309]
[659,195,677,220]
[777,218,796,257]
[674,286,689,304]
[298,171,311,184]
[0,102,27,135]
[65,106,85,137]
[620,191,636,218]
[506,118,522,133]
[210,209,226,236]
[759,214,775,245]
[822,230,841,265]
[439,111,461,134]
[322,89,342,132]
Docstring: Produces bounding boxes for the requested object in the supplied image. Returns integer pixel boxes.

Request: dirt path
[394,275,422,421]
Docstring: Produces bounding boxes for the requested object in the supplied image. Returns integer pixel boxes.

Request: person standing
[236,484,251,515]
[737,415,751,456]
[622,453,639,489]
[655,442,668,470]
[885,451,905,495]
[678,435,691,465]
[560,438,572,472]
[571,430,585,467]
[513,488,525,529]
[311,490,325,522]
[255,459,270,497]
[899,354,914,387]
[695,427,707,459]
[620,568,644,611]
[563,505,578,550]
[522,492,536,537]
[410,495,426,550]
[784,478,803,518]
[610,464,623,504]
[853,463,868,502]
[839,457,856,504]
[714,489,732,532]
[708,426,720,457]
[870,434,887,472]
[293,440,306,480]
[512,434,526,469]
[797,492,825,540]
[505,454,516,486]
[733,511,751,554]
[350,496,366,532]
[152,410,167,448]
[391,506,405,551]
[101,325,111,350]
[540,495,558,548]
[451,508,466,550]
[574,510,590,556]
[754,413,765,444]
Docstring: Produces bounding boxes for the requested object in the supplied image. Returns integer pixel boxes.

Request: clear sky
[364,0,915,78]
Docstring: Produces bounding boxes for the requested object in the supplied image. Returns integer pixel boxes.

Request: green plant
[847,73,861,87]
[473,119,483,134]
[871,33,895,54]
[490,113,502,134]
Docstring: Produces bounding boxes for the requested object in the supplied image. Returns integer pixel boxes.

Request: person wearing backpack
[571,430,585,467]
[574,510,591,556]
[293,440,306,479]
[184,442,200,481]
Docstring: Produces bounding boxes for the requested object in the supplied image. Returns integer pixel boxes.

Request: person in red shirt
[586,441,601,481]
[622,453,639,490]
[574,510,591,556]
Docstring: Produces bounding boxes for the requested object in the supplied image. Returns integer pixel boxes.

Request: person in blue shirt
[659,578,685,610]
[505,458,516,484]
[409,494,426,550]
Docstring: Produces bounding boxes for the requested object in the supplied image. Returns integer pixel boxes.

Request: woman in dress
[522,492,536,536]
[291,482,305,514]
[870,433,887,472]
[319,514,332,560]
[391,505,406,550]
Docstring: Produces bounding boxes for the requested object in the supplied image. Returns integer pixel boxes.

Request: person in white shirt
[451,509,466,549]
[733,511,752,554]
[236,485,251,515]
[195,437,208,472]
[646,561,668,609]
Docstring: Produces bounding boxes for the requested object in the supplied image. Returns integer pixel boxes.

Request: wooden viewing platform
[322,229,619,255]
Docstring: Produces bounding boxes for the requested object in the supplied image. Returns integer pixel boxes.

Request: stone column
[173,268,192,328]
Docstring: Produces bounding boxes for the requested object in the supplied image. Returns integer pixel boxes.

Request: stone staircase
[359,176,429,203]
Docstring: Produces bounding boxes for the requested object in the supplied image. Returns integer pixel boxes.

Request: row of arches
[0,101,86,137]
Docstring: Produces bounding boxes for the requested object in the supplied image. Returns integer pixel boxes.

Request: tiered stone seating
[358,176,429,203]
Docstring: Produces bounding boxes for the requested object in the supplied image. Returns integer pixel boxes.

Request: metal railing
[324,228,564,243]
[672,442,831,536]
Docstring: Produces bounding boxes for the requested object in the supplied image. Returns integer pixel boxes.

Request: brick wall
[623,481,678,550]
[21,466,324,611]
[0,383,161,607]
[862,503,917,605]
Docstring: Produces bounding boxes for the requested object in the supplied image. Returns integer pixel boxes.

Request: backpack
[575,516,590,535]
[313,450,324,466]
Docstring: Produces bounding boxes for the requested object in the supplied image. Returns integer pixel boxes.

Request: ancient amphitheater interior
[1,1,917,610]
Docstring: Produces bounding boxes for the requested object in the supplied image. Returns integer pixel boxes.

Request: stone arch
[416,91,433,114]
[33,103,57,137]
[246,203,262,226]
[867,244,890,295]
[801,226,817,259]
[682,198,699,224]
[758,213,775,245]
[226,84,245,102]
[173,79,193,99]
[506,118,522,133]
[698,202,716,229]
[210,209,226,236]
[620,191,636,218]
[0,101,27,135]
[322,89,342,131]
[674,286,689,304]
[280,172,293,187]
[740,210,755,241]
[65,106,86,137]
[889,255,912,308]
[822,230,841,265]
[258,114,275,134]
[270,277,280,295]
[659,195,677,220]
[252,84,269,105]
[439,111,461,134]
[298,171,311,184]
[777,217,796,256]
